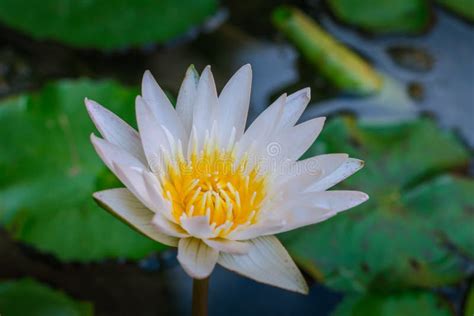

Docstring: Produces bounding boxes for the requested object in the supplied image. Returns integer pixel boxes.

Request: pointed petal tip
[300,283,310,295]
[84,98,99,110]
[142,70,156,89]
[90,133,105,148]
[303,87,310,96]
[186,64,199,76]
[135,95,146,109]
[348,191,370,205]
[278,92,288,103]
[291,278,309,295]
[91,190,113,206]
[240,63,252,73]
[92,190,109,203]
[91,190,101,200]
[361,192,369,202]
[294,87,310,100]
[349,158,365,171]
[199,66,215,83]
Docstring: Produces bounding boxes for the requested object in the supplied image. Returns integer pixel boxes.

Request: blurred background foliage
[0,0,472,315]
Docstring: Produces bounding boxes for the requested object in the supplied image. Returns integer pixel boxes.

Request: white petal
[141,170,174,220]
[271,117,326,162]
[177,237,219,279]
[112,163,156,213]
[152,213,189,238]
[203,238,250,254]
[268,206,332,234]
[91,134,146,173]
[180,216,215,239]
[236,94,286,161]
[176,65,199,135]
[141,70,187,143]
[278,88,310,129]
[217,64,252,146]
[93,189,178,247]
[85,99,146,163]
[274,154,349,194]
[226,219,286,241]
[135,96,170,172]
[310,190,369,213]
[218,236,308,294]
[308,158,365,191]
[192,66,218,143]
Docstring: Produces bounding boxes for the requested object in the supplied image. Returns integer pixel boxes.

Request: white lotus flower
[85,64,368,294]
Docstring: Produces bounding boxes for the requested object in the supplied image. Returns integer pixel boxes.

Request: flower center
[161,148,267,236]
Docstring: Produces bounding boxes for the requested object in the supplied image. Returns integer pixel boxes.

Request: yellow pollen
[161,147,267,237]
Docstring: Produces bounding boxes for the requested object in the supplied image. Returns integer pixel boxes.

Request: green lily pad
[0,0,217,49]
[0,79,167,262]
[0,279,92,316]
[437,0,474,22]
[332,291,453,316]
[327,0,431,34]
[282,117,472,292]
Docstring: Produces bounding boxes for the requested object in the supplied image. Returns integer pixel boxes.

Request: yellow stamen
[161,146,267,236]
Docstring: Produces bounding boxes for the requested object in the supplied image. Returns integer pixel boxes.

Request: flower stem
[192,277,209,316]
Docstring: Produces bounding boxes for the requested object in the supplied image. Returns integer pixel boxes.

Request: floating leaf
[0,0,217,49]
[272,6,383,95]
[327,0,431,34]
[437,0,474,21]
[0,279,92,316]
[0,79,167,262]
[332,291,453,316]
[282,117,472,292]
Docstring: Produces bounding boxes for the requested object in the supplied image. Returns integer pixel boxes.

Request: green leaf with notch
[282,117,472,292]
[0,79,167,262]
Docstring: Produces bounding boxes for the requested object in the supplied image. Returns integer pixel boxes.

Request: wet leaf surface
[437,0,474,21]
[332,291,454,316]
[327,0,431,34]
[0,0,217,49]
[0,278,93,316]
[282,117,473,292]
[0,80,167,262]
